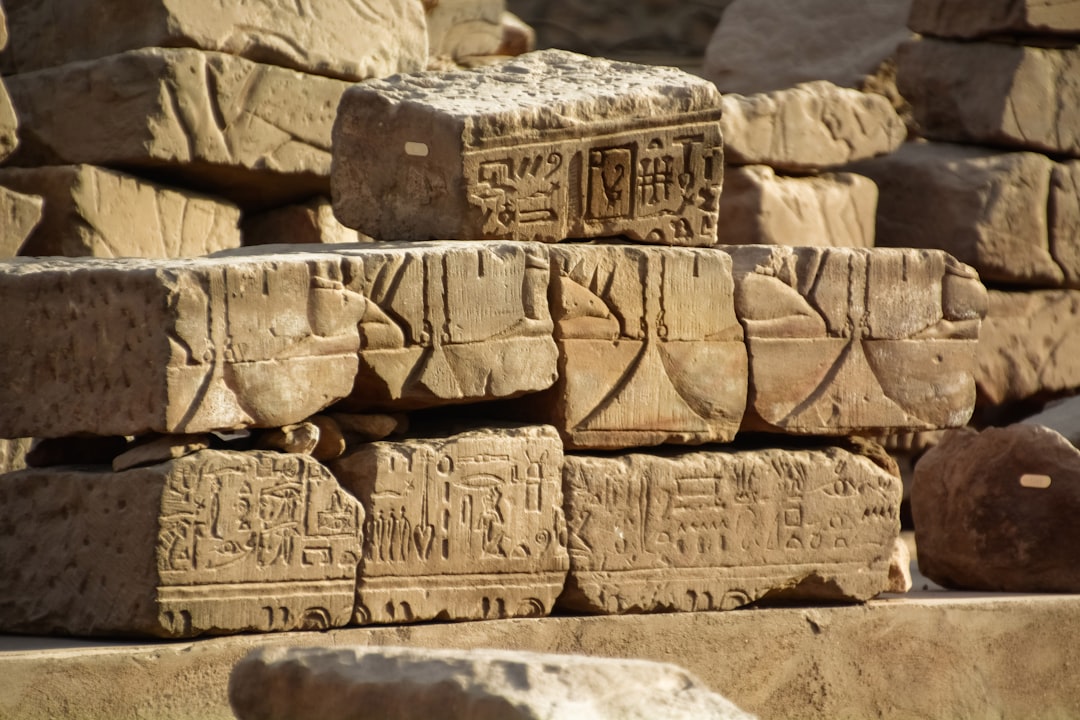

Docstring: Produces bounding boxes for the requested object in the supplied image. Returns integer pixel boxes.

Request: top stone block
[332,50,724,246]
[909,0,1080,39]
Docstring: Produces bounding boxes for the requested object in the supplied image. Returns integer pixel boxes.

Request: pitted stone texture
[242,197,373,246]
[726,245,986,435]
[0,0,426,80]
[330,426,568,625]
[526,244,746,450]
[230,646,756,720]
[722,82,906,172]
[427,0,506,62]
[898,38,1080,158]
[5,48,351,209]
[560,444,901,614]
[718,166,877,248]
[909,0,1080,39]
[0,253,366,438]
[0,165,241,258]
[0,449,363,638]
[332,50,724,246]
[0,186,42,258]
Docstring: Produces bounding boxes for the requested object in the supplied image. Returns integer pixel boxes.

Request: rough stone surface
[332,50,724,246]
[525,244,746,450]
[898,38,1080,158]
[560,444,901,614]
[718,166,877,248]
[0,438,30,474]
[0,165,241,258]
[913,424,1080,591]
[722,82,906,172]
[0,449,363,638]
[0,78,16,163]
[0,0,426,80]
[908,0,1080,39]
[242,197,373,246]
[0,185,43,258]
[726,245,986,435]
[5,48,352,209]
[427,0,506,62]
[112,434,212,472]
[330,425,568,625]
[887,536,913,593]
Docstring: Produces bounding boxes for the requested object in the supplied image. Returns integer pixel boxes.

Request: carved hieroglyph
[0,186,43,258]
[559,444,901,614]
[0,450,363,638]
[726,245,987,434]
[0,252,366,438]
[526,244,746,450]
[330,426,568,624]
[332,50,724,245]
[908,0,1080,39]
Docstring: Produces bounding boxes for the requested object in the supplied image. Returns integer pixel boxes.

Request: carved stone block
[908,0,1080,39]
[330,425,568,624]
[0,450,363,638]
[559,444,902,614]
[332,50,724,245]
[726,245,987,434]
[0,186,42,258]
[242,197,373,246]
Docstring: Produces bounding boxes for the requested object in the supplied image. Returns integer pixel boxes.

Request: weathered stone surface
[722,82,906,172]
[332,50,724,246]
[0,186,43,258]
[0,165,241,258]
[427,0,506,62]
[898,38,1080,158]
[230,646,756,720]
[0,0,426,80]
[112,434,212,472]
[886,536,913,593]
[0,438,30,474]
[726,245,986,434]
[0,78,17,163]
[5,48,352,209]
[913,424,1080,591]
[330,425,568,624]
[241,197,373,246]
[0,252,366,438]
[560,444,901,614]
[329,413,409,444]
[0,449,363,638]
[718,166,877,248]
[909,0,1080,39]
[496,12,536,57]
[255,422,320,456]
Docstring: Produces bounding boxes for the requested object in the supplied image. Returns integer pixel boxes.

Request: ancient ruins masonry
[332,50,724,245]
[908,0,1080,40]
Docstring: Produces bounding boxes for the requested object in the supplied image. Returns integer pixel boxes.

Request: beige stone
[332,50,724,246]
[0,449,363,638]
[0,0,426,80]
[5,48,352,209]
[909,0,1080,39]
[427,0,506,62]
[722,82,906,172]
[0,438,30,474]
[496,12,536,57]
[886,536,913,593]
[0,185,43,258]
[0,165,241,258]
[112,434,212,472]
[329,413,409,444]
[0,79,16,163]
[255,422,321,456]
[230,646,756,720]
[898,38,1080,158]
[330,425,568,624]
[718,166,877,248]
[308,415,347,462]
[560,443,901,614]
[726,245,986,434]
[241,197,373,246]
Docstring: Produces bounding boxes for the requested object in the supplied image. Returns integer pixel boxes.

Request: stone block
[560,443,901,614]
[726,245,986,434]
[241,197,373,246]
[0,165,241,258]
[898,38,1080,158]
[0,438,29,474]
[908,0,1080,39]
[332,50,724,245]
[426,0,506,62]
[0,186,42,258]
[0,252,366,438]
[722,81,905,172]
[718,166,877,248]
[5,48,352,209]
[330,425,568,624]
[0,0,426,80]
[0,450,363,638]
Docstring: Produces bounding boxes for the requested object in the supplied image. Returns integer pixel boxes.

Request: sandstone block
[722,82,905,172]
[0,450,363,638]
[330,426,568,624]
[898,38,1080,158]
[0,165,241,258]
[426,0,506,62]
[560,444,901,614]
[718,166,877,248]
[242,197,372,246]
[5,48,352,209]
[908,0,1080,39]
[332,50,724,246]
[0,186,42,258]
[726,245,986,434]
[0,0,426,80]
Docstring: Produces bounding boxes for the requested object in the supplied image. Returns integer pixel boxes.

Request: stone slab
[241,197,372,246]
[897,38,1080,158]
[718,166,877,248]
[726,245,986,434]
[0,0,426,80]
[5,47,352,209]
[332,50,724,245]
[908,0,1080,39]
[0,186,42,258]
[0,449,363,638]
[0,164,241,258]
[330,425,567,625]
